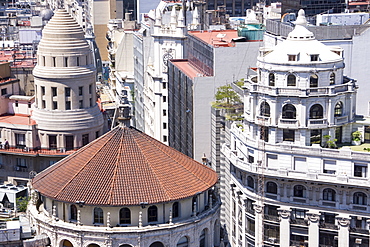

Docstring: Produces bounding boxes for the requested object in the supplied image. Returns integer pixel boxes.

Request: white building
[28,126,221,247]
[221,10,370,247]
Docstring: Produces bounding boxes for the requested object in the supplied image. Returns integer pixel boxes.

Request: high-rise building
[220,10,370,247]
[281,0,346,17]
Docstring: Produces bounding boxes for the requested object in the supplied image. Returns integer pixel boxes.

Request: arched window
[148,205,158,222]
[323,188,336,201]
[93,207,103,224]
[172,202,179,218]
[334,102,343,117]
[266,182,278,194]
[247,176,254,189]
[287,74,296,86]
[330,73,335,85]
[282,104,296,119]
[309,104,323,119]
[353,192,367,205]
[177,236,189,247]
[269,73,275,86]
[87,244,100,247]
[293,185,306,198]
[61,240,74,247]
[149,242,164,247]
[70,204,77,221]
[310,74,318,87]
[199,229,208,247]
[119,208,131,224]
[260,101,270,117]
[119,245,133,247]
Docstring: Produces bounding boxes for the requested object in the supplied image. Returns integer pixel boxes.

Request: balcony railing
[334,115,348,125]
[308,118,327,127]
[319,222,338,230]
[263,214,279,222]
[279,118,298,127]
[349,227,369,235]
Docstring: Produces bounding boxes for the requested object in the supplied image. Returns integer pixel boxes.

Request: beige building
[28,126,221,247]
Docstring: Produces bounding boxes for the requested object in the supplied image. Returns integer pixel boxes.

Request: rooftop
[188,29,239,47]
[32,126,218,206]
[171,59,205,80]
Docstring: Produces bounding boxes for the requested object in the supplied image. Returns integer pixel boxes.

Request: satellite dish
[216,33,226,39]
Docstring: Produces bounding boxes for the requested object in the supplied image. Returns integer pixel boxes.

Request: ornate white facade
[221,10,370,247]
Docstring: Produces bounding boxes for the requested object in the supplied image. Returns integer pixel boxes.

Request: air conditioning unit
[355,239,362,244]
[268,237,276,243]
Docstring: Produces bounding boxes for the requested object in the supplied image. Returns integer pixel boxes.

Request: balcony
[279,118,298,128]
[334,115,348,125]
[256,115,271,125]
[319,222,338,230]
[349,227,369,235]
[308,118,327,128]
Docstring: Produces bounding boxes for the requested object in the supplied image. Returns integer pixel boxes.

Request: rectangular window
[76,57,80,66]
[65,87,71,97]
[288,55,297,61]
[163,109,167,116]
[323,160,336,174]
[79,100,83,109]
[294,157,307,172]
[1,88,7,95]
[15,100,18,107]
[42,56,45,66]
[310,54,319,61]
[163,96,167,102]
[354,164,367,178]
[42,100,46,109]
[53,101,58,110]
[41,86,45,95]
[95,131,99,139]
[163,122,167,129]
[65,135,74,151]
[52,87,57,97]
[64,57,68,67]
[66,100,71,110]
[79,86,83,96]
[82,134,89,146]
[49,135,57,149]
[162,82,167,89]
[52,57,56,67]
[28,102,31,108]
[283,129,295,142]
[89,98,92,107]
[310,129,322,145]
[15,133,26,148]
[89,84,92,94]
[163,135,167,142]
[16,158,27,168]
[260,126,269,142]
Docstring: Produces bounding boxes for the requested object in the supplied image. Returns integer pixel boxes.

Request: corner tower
[32,9,104,151]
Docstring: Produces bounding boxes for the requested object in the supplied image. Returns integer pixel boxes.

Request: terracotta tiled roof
[32,126,218,206]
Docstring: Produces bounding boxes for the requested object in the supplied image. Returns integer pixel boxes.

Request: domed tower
[246,9,356,146]
[32,9,104,151]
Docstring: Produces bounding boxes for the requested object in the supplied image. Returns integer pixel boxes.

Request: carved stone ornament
[278,209,291,219]
[253,203,264,214]
[336,217,350,227]
[306,212,320,223]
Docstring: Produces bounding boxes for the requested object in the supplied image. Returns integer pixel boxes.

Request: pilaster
[306,210,320,247]
[278,207,291,247]
[336,215,350,247]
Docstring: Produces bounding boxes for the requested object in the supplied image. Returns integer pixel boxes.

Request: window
[93,207,104,224]
[163,109,167,116]
[291,208,306,219]
[324,160,336,174]
[1,88,7,95]
[82,134,89,146]
[310,54,319,61]
[177,236,188,247]
[260,101,270,117]
[79,86,83,96]
[42,56,45,66]
[163,122,167,129]
[260,126,269,142]
[49,135,57,149]
[52,101,57,110]
[52,57,56,67]
[95,131,99,139]
[42,100,46,109]
[287,74,296,86]
[353,192,367,205]
[163,135,167,142]
[65,87,71,97]
[323,188,336,201]
[79,100,83,109]
[354,164,367,177]
[283,129,295,142]
[310,129,322,145]
[119,208,131,224]
[310,74,318,87]
[66,100,71,110]
[288,55,297,61]
[266,182,277,194]
[70,205,77,221]
[247,176,254,189]
[65,135,74,151]
[330,73,335,85]
[52,87,57,97]
[28,102,31,108]
[89,84,92,94]
[163,96,167,102]
[15,100,18,107]
[309,104,323,119]
[15,133,25,147]
[77,57,80,66]
[282,104,296,119]
[41,86,45,95]
[293,185,306,198]
[16,158,27,168]
[269,73,275,86]
[172,202,179,218]
[64,57,68,67]
[334,102,343,117]
[89,98,92,107]
[148,205,158,222]
[162,82,167,89]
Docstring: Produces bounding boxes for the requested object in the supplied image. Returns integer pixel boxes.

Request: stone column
[253,202,264,247]
[306,210,321,247]
[241,196,247,247]
[336,215,350,247]
[278,207,291,247]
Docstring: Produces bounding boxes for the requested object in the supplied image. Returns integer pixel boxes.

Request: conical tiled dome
[32,126,218,206]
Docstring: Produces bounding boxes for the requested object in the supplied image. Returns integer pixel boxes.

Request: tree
[16,196,29,212]
[214,84,241,107]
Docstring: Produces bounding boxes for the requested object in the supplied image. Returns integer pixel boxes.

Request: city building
[134,1,197,143]
[281,0,346,19]
[0,9,105,184]
[167,17,263,161]
[220,10,370,247]
[28,126,221,247]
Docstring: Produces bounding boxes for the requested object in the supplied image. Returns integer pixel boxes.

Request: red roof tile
[32,126,218,206]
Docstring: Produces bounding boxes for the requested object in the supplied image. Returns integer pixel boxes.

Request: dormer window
[310,54,319,61]
[288,55,297,61]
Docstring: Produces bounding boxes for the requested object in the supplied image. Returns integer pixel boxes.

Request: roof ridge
[134,131,172,201]
[107,128,124,204]
[54,129,118,198]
